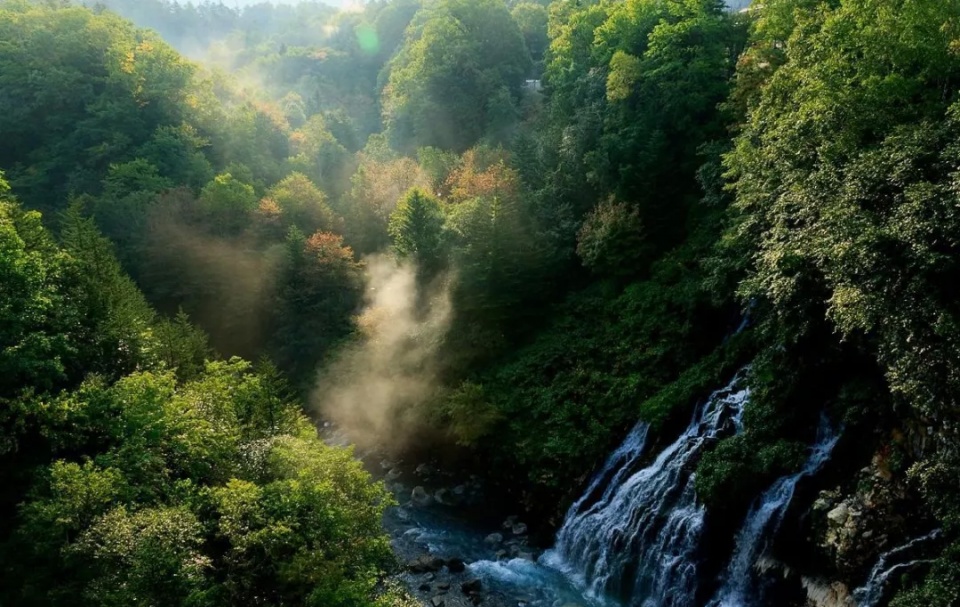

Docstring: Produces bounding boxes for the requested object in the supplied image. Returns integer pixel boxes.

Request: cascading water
[540,372,751,607]
[708,416,840,607]
[853,530,942,607]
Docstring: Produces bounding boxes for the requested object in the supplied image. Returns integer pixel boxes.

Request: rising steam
[313,256,452,451]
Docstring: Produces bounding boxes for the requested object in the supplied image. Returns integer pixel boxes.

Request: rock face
[801,576,855,607]
[812,450,915,576]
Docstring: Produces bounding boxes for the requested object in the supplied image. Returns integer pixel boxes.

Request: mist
[312,256,452,452]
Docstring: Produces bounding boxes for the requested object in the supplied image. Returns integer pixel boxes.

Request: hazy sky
[175,0,356,6]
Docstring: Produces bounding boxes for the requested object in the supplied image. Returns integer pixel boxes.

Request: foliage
[388,187,446,274]
[383,0,533,151]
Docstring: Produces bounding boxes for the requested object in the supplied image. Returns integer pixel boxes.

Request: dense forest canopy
[3,0,960,605]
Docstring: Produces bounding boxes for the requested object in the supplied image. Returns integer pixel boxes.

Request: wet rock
[484,532,503,545]
[461,579,483,594]
[412,486,433,507]
[435,488,457,506]
[419,583,432,591]
[430,597,446,607]
[446,558,466,573]
[511,522,528,535]
[517,551,536,561]
[395,507,411,522]
[495,549,508,560]
[453,485,467,496]
[416,463,435,477]
[423,572,436,582]
[437,582,451,591]
[827,503,850,525]
[387,468,403,481]
[407,555,445,573]
[502,515,519,530]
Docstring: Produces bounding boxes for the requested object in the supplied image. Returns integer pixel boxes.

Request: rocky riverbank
[376,456,592,607]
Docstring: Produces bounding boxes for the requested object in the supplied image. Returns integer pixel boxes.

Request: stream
[369,369,935,607]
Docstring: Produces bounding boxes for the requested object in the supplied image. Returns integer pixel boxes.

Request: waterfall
[566,423,651,519]
[853,530,942,607]
[541,372,750,607]
[709,416,840,607]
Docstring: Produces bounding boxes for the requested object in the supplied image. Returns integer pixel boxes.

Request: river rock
[386,468,403,481]
[502,515,519,530]
[430,598,445,607]
[461,579,483,594]
[435,488,456,506]
[407,555,445,573]
[484,532,503,545]
[511,522,528,535]
[412,486,433,507]
[446,558,466,573]
[437,582,450,591]
[416,463,435,477]
[827,503,850,525]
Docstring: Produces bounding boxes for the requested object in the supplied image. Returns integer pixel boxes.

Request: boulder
[434,488,452,505]
[827,504,850,525]
[407,555,445,573]
[412,486,433,507]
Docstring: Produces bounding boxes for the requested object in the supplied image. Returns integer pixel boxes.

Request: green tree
[382,0,532,151]
[197,172,258,236]
[272,229,364,385]
[388,187,446,273]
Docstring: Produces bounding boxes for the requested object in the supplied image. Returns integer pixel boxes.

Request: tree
[197,172,258,236]
[260,172,338,238]
[382,0,532,152]
[511,2,549,70]
[576,197,653,278]
[272,229,364,385]
[0,191,74,411]
[388,188,446,274]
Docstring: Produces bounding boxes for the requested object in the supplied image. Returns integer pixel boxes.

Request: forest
[1,0,960,606]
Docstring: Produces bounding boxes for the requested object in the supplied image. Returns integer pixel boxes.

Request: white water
[709,416,840,607]
[540,372,750,607]
[853,530,941,607]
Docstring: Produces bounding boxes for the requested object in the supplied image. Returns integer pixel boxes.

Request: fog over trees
[2,0,960,606]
